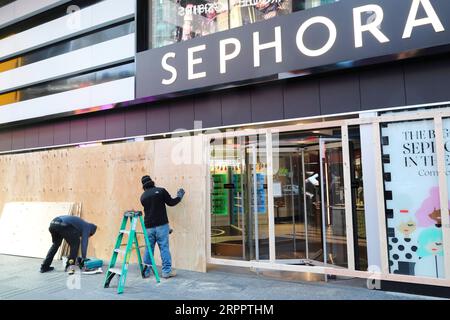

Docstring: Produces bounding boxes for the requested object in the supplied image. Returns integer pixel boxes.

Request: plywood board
[0,202,74,259]
[0,135,208,272]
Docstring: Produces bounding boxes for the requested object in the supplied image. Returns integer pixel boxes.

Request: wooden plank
[210,257,450,287]
[0,202,73,259]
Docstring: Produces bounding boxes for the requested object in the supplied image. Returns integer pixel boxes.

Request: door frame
[205,107,450,288]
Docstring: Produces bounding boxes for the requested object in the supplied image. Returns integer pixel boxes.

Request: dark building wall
[1,54,450,153]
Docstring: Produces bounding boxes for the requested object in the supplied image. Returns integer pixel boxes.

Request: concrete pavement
[0,255,441,300]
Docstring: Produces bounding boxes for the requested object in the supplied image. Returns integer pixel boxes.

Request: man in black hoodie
[141,175,185,279]
[41,216,97,275]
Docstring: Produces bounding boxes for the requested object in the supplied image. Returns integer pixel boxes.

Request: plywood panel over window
[0,137,207,272]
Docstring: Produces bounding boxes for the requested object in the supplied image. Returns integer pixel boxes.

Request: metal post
[319,139,328,281]
[252,144,260,261]
[266,130,276,263]
[289,154,297,254]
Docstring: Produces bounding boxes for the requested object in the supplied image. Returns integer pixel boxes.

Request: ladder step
[114,249,125,254]
[109,268,123,275]
[119,231,145,235]
[119,244,146,248]
[142,263,155,267]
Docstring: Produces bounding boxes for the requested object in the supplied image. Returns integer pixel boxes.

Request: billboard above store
[136,0,450,99]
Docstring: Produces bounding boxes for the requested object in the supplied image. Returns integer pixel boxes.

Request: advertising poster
[212,173,229,216]
[381,119,448,278]
[251,172,267,214]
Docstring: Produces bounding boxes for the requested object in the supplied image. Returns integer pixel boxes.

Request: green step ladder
[104,211,160,294]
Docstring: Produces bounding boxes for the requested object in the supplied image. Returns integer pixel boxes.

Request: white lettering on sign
[154,0,447,87]
[296,16,337,57]
[188,45,207,80]
[353,5,390,48]
[220,38,242,74]
[253,26,283,68]
[403,0,445,39]
[161,52,177,85]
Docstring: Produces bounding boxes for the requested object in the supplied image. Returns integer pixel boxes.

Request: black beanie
[142,175,155,189]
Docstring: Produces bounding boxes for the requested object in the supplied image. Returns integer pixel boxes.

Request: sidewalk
[0,255,440,300]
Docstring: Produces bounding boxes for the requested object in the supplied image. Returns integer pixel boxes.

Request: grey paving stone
[0,255,443,300]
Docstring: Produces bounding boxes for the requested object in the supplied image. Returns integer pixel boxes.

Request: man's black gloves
[177,188,185,199]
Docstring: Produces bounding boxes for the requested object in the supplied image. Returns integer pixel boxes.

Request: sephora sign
[136,0,450,99]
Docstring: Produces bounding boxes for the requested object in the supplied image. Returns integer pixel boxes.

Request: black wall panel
[320,71,361,115]
[284,79,321,119]
[0,131,12,152]
[11,129,25,150]
[170,99,195,131]
[38,124,54,147]
[147,103,170,135]
[360,65,406,110]
[87,115,106,142]
[251,83,284,123]
[404,56,450,105]
[194,95,222,129]
[54,121,71,146]
[105,112,125,140]
[221,88,252,126]
[24,127,39,149]
[125,108,147,137]
[69,119,87,144]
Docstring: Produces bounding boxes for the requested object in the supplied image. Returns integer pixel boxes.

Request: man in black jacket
[141,175,185,279]
[41,216,97,275]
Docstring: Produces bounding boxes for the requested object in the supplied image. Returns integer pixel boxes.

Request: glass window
[0,21,135,74]
[0,0,103,41]
[151,0,339,48]
[0,63,135,107]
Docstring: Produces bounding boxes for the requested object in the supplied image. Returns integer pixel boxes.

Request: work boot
[142,265,154,278]
[162,270,177,279]
[40,265,54,273]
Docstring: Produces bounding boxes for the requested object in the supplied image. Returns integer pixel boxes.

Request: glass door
[272,129,350,267]
[210,135,268,261]
[303,146,323,262]
[273,148,304,261]
[319,138,348,268]
[210,128,365,270]
[246,144,269,261]
[273,145,323,263]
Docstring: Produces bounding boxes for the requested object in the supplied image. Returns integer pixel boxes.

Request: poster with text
[381,119,448,279]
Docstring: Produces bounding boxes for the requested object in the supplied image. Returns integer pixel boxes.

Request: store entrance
[209,127,367,271]
[273,130,354,268]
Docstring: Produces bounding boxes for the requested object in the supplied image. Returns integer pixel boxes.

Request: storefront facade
[1,0,450,294]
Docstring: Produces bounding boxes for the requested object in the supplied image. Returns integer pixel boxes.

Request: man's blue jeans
[143,224,172,276]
